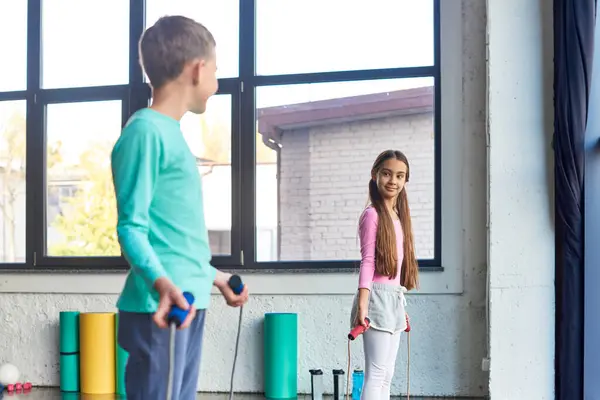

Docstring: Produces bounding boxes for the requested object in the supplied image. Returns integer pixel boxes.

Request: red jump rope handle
[348,317,370,340]
[405,313,411,332]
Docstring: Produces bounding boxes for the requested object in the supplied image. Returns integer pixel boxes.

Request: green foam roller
[115,314,129,395]
[264,313,298,399]
[59,311,80,392]
[59,311,80,354]
[60,354,80,392]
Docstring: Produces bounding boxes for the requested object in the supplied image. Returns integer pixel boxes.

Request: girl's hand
[357,306,369,328]
[357,288,370,328]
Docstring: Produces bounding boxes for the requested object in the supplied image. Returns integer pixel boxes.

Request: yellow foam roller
[79,312,116,394]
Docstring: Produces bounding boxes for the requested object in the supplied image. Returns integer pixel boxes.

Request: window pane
[46,101,122,257]
[256,0,434,76]
[0,3,27,91]
[256,78,435,262]
[0,101,26,263]
[41,0,129,89]
[179,95,232,256]
[145,0,239,79]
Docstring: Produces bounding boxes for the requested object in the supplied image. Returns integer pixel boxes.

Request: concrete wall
[0,0,556,397]
[279,113,435,261]
[486,0,555,399]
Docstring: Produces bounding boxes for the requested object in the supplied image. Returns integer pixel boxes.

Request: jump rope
[166,275,410,399]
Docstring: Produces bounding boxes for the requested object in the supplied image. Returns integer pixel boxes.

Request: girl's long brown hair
[368,150,419,290]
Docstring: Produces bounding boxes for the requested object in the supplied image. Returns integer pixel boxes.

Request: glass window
[45,100,123,257]
[41,0,130,88]
[0,3,27,91]
[145,0,239,79]
[0,101,27,263]
[256,0,435,75]
[255,78,435,262]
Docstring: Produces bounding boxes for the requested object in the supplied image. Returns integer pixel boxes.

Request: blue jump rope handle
[167,291,195,327]
[228,274,245,295]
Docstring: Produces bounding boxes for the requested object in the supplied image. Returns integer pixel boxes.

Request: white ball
[0,363,20,386]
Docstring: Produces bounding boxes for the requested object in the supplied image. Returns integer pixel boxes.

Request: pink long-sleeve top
[358,206,404,289]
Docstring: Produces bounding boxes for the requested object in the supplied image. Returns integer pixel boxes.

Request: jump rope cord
[346,340,351,400]
[406,331,410,400]
[229,305,244,400]
[167,322,177,400]
[344,331,411,400]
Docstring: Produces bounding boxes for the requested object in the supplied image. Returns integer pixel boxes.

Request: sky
[0,0,435,255]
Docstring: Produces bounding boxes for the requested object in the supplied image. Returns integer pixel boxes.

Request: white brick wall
[279,112,435,261]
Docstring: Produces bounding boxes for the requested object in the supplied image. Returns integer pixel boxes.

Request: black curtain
[554,0,597,399]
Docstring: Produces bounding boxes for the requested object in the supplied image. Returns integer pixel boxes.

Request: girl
[350,150,419,399]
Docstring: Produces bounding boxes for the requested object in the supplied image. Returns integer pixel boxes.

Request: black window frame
[0,0,442,272]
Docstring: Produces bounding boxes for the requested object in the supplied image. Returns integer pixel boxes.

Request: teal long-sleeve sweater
[111,108,216,313]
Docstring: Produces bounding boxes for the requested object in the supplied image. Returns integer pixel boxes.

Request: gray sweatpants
[117,310,206,400]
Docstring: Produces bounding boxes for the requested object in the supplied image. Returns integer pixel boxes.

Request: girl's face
[373,158,408,200]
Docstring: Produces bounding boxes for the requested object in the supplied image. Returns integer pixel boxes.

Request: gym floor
[0,388,486,399]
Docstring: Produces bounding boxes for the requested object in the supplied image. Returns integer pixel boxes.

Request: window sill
[0,265,461,295]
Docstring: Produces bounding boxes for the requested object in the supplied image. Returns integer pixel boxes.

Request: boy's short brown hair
[139,15,216,89]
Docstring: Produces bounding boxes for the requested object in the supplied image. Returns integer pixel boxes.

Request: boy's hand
[153,277,196,329]
[213,270,249,307]
[218,282,249,307]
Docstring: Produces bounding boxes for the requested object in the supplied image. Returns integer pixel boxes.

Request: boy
[111,15,249,400]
